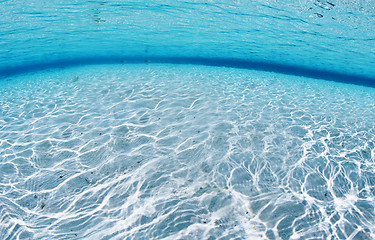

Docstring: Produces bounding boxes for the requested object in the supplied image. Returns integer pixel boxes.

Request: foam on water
[1,64,375,239]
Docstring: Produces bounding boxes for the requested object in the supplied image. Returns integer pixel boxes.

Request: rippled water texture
[0,64,375,239]
[1,0,375,239]
[1,0,375,79]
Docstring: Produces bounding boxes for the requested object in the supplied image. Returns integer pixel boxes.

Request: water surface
[1,1,375,239]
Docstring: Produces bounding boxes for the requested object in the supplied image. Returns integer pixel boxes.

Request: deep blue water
[1,1,375,240]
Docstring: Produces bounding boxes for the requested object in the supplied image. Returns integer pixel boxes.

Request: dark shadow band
[1,56,374,88]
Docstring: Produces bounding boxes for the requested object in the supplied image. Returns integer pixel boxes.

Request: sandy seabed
[1,64,375,239]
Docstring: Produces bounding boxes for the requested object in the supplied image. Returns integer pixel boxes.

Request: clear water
[1,1,375,240]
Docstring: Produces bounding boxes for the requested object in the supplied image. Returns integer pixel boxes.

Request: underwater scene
[1,1,375,239]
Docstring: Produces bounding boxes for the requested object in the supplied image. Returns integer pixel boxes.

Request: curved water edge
[1,57,375,88]
[1,0,375,80]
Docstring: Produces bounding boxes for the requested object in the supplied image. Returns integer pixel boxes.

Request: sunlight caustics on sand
[1,64,375,239]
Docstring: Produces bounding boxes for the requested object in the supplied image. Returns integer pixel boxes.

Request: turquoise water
[1,0,375,83]
[1,1,375,240]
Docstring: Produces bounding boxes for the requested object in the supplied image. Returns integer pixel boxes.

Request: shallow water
[2,0,375,239]
[1,64,375,239]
